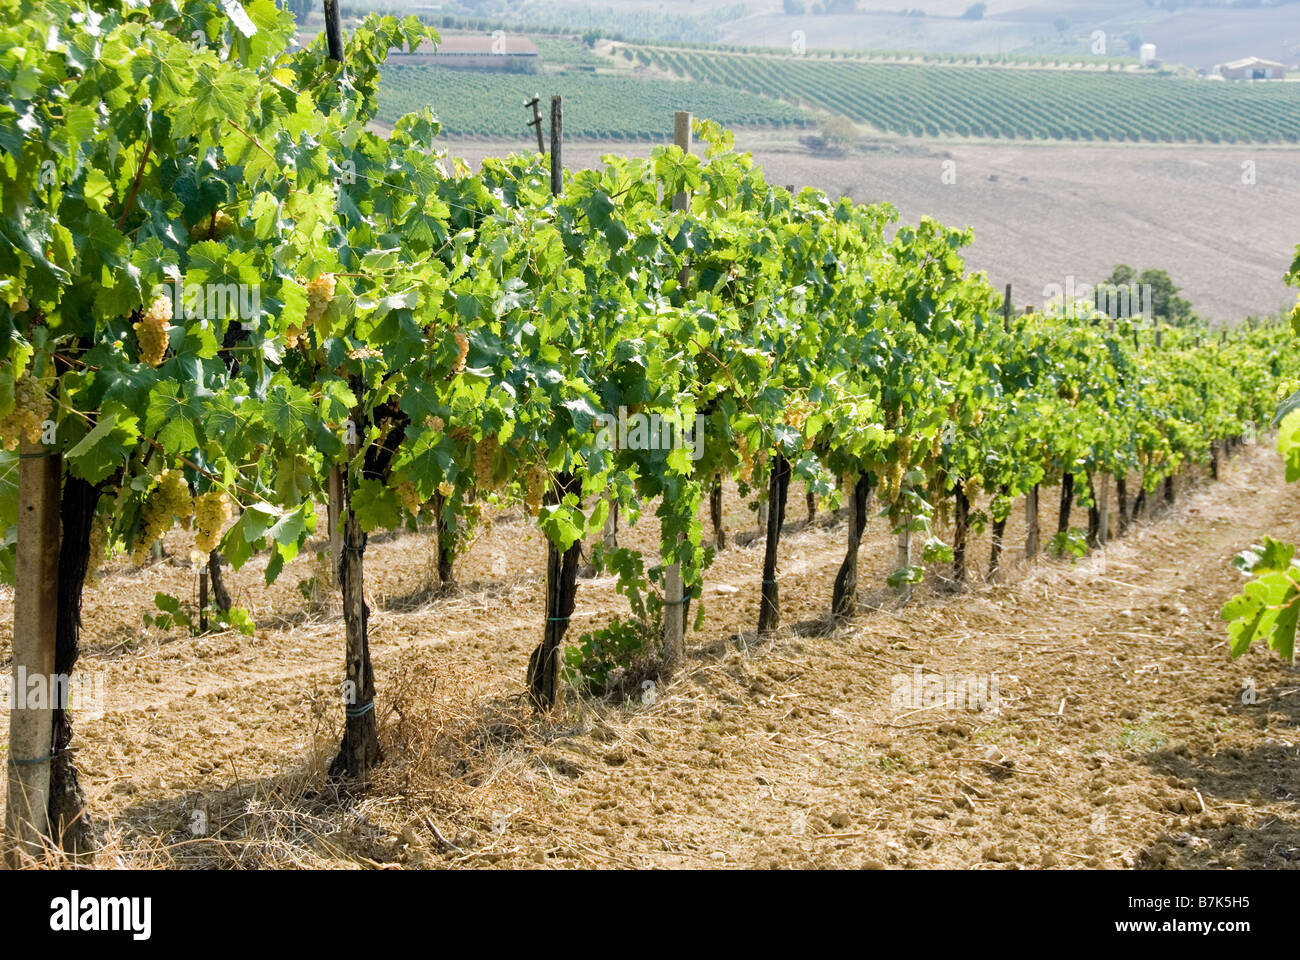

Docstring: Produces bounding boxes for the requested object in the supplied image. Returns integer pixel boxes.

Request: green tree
[1139,268,1195,326]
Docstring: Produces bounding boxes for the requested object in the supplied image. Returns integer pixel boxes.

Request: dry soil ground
[1,440,1298,869]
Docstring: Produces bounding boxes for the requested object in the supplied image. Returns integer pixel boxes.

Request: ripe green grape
[305,273,337,339]
[194,491,230,554]
[0,373,51,451]
[396,480,421,516]
[452,330,469,374]
[133,294,172,367]
[132,469,192,565]
[84,512,108,587]
[524,463,547,516]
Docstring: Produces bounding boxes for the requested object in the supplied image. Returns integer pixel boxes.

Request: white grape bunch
[396,480,421,516]
[194,490,231,554]
[452,330,469,374]
[133,293,173,367]
[523,463,548,516]
[474,435,499,490]
[84,512,109,587]
[132,469,192,565]
[0,373,51,451]
[189,209,234,240]
[304,273,337,338]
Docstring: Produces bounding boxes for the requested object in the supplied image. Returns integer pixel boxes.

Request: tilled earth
[1,440,1298,868]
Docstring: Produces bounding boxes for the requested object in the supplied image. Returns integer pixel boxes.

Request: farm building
[388,33,541,70]
[293,31,541,70]
[1221,56,1286,80]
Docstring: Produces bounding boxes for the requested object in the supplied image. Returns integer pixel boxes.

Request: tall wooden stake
[1025,484,1040,559]
[198,566,209,633]
[550,95,563,195]
[709,476,725,551]
[322,0,345,596]
[1097,473,1111,545]
[661,110,692,673]
[525,96,581,709]
[323,0,344,61]
[1057,471,1074,537]
[758,453,791,634]
[952,483,969,583]
[895,508,913,601]
[321,6,382,781]
[326,465,343,587]
[525,96,545,153]
[5,443,60,864]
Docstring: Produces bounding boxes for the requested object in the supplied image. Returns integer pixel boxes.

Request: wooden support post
[549,95,563,195]
[1116,475,1129,537]
[5,442,60,864]
[895,509,912,601]
[1003,283,1011,332]
[321,20,383,780]
[209,551,232,611]
[525,96,545,153]
[709,476,725,551]
[1025,484,1040,559]
[1097,473,1111,545]
[952,483,969,583]
[1057,471,1074,537]
[323,0,347,589]
[524,97,583,707]
[758,453,791,634]
[327,464,343,587]
[199,566,209,633]
[322,0,344,61]
[661,109,692,672]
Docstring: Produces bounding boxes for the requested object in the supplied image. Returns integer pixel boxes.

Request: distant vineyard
[376,64,809,138]
[642,49,1300,143]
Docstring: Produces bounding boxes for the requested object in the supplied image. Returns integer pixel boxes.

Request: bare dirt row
[1,440,1298,867]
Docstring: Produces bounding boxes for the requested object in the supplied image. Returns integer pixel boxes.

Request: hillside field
[435,133,1300,324]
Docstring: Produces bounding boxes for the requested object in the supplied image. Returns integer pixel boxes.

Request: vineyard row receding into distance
[637,48,1300,144]
[372,41,1300,143]
[2,1,1299,863]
